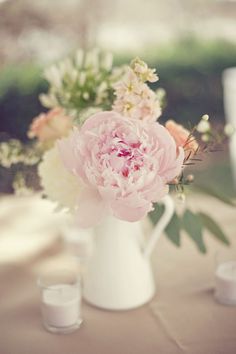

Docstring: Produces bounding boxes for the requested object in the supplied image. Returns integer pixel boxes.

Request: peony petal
[142,176,169,201]
[111,199,152,222]
[161,146,184,182]
[75,187,109,228]
[57,129,79,173]
[81,111,124,132]
[98,185,118,201]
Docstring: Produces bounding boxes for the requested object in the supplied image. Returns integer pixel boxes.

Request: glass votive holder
[222,67,236,186]
[215,250,236,306]
[37,269,83,334]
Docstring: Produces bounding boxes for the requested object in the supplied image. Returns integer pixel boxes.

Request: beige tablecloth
[0,194,236,354]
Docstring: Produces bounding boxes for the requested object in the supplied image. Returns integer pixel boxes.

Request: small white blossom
[102,52,113,71]
[44,66,62,88]
[75,49,84,67]
[224,123,235,137]
[197,120,210,133]
[13,173,33,197]
[69,68,78,82]
[79,71,86,86]
[84,49,99,69]
[201,134,210,142]
[0,140,40,168]
[39,93,57,108]
[83,92,90,100]
[202,114,209,121]
[131,57,159,83]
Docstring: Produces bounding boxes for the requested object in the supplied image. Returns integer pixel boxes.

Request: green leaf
[198,212,230,246]
[165,213,181,247]
[149,205,181,247]
[182,209,207,253]
[193,184,236,207]
[149,203,165,225]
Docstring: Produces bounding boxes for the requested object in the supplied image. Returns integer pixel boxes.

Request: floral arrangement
[0,49,235,252]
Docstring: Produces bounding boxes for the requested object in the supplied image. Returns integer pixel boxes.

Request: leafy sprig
[39,49,125,124]
[170,114,232,198]
[149,199,231,254]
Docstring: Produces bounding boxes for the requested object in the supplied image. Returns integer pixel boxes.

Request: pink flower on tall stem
[58,111,184,227]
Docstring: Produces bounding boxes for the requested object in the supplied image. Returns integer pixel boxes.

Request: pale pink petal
[111,199,152,222]
[98,185,118,201]
[81,111,122,132]
[142,176,169,201]
[160,147,184,182]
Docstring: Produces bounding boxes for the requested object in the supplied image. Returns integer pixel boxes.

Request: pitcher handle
[144,195,175,258]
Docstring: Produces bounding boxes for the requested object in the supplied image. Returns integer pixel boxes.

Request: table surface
[0,194,236,354]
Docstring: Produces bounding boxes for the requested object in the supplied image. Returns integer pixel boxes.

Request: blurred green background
[0,0,236,196]
[1,0,236,140]
[1,38,236,141]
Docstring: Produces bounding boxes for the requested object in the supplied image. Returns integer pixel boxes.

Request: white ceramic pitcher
[83,195,174,310]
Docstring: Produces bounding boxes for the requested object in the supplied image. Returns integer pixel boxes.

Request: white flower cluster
[196,114,211,142]
[195,114,234,144]
[0,140,40,168]
[39,48,124,124]
[38,146,81,210]
[12,171,34,196]
[112,57,161,122]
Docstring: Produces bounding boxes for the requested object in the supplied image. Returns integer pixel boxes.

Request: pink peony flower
[28,108,73,144]
[58,111,184,227]
[165,120,199,158]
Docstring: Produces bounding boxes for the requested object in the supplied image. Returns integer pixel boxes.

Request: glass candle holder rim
[215,250,236,267]
[37,268,80,290]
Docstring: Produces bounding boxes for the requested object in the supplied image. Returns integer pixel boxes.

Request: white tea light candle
[42,284,80,328]
[38,270,82,333]
[222,67,236,187]
[215,261,236,305]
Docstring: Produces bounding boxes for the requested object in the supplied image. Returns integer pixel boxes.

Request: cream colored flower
[38,146,81,210]
[113,68,142,97]
[130,57,159,83]
[113,67,161,122]
[197,120,210,133]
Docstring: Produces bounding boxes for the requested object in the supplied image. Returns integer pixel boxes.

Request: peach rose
[28,108,73,145]
[165,120,198,158]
